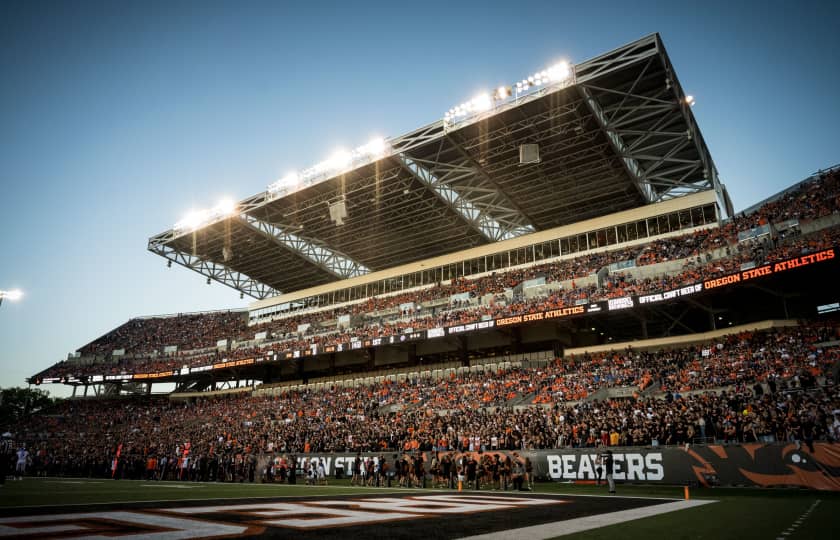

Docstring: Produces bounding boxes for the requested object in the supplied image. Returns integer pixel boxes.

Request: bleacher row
[30,167,840,383]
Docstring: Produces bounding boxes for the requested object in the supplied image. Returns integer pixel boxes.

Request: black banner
[269,443,840,491]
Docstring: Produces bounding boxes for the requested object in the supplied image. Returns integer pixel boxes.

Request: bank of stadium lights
[444,61,573,124]
[684,95,696,107]
[445,92,494,120]
[0,289,23,307]
[174,197,238,232]
[267,137,390,198]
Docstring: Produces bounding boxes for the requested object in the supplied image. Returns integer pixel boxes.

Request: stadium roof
[149,33,727,299]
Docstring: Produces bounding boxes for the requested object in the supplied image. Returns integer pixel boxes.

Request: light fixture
[206,277,211,285]
[326,149,353,170]
[684,95,695,107]
[266,137,391,196]
[0,289,23,306]
[445,60,573,123]
[174,209,207,232]
[173,197,238,231]
[359,136,387,157]
[167,260,172,268]
[473,93,492,111]
[267,172,300,196]
[495,86,511,99]
[215,197,236,216]
[546,61,570,81]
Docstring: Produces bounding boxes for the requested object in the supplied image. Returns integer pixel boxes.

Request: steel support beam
[147,238,278,299]
[394,153,533,241]
[238,214,370,280]
[579,81,657,204]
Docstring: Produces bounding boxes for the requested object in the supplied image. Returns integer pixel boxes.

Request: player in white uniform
[16,447,29,480]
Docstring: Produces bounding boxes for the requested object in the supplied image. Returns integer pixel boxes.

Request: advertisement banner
[264,443,840,490]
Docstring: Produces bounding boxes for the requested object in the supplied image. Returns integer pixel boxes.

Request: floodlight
[547,61,571,81]
[685,95,696,106]
[327,149,353,170]
[215,197,236,216]
[283,171,299,186]
[269,171,299,194]
[361,137,387,156]
[444,58,573,122]
[472,93,492,112]
[175,209,207,231]
[495,86,511,100]
[0,289,23,301]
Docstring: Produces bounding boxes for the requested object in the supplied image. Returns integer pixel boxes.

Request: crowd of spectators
[77,312,247,357]
[10,323,839,481]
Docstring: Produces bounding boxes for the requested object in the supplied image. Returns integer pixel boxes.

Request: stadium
[2,29,840,540]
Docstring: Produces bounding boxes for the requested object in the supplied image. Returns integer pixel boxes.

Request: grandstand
[26,33,840,399]
[13,30,840,469]
[29,164,840,395]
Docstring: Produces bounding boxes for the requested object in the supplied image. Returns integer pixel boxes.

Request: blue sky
[1,0,838,394]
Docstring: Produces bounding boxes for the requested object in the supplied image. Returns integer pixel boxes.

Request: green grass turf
[543,484,840,540]
[1,478,837,539]
[0,477,406,507]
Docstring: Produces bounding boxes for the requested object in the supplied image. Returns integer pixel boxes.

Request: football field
[0,478,837,539]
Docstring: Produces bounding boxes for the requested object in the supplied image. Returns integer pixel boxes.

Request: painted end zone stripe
[455,499,717,540]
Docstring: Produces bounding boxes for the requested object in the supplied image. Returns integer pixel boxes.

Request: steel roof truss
[147,242,277,299]
[395,154,534,241]
[238,214,370,279]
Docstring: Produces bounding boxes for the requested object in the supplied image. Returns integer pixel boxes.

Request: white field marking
[25,478,682,498]
[776,499,820,539]
[4,486,411,510]
[27,476,408,491]
[44,481,103,484]
[141,484,199,489]
[456,499,716,540]
[507,491,682,501]
[0,511,248,539]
